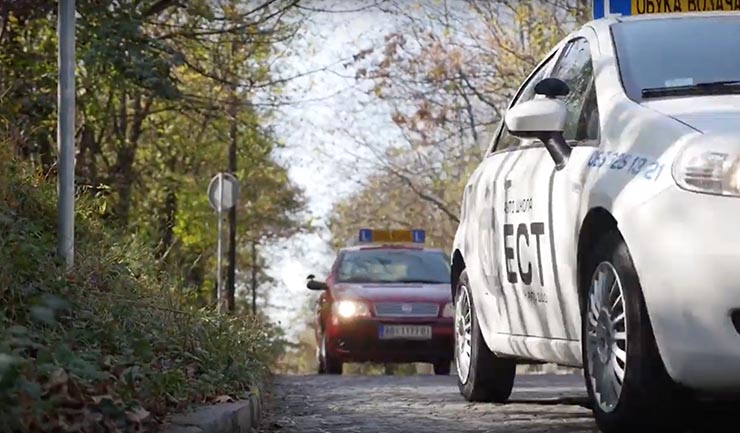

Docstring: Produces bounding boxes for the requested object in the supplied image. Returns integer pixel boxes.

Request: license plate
[378,325,432,340]
[630,0,740,15]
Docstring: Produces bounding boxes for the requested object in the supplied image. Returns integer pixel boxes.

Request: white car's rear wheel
[455,283,472,382]
[455,269,515,402]
[582,231,687,433]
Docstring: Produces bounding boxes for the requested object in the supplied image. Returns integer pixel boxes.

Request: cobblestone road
[259,373,598,433]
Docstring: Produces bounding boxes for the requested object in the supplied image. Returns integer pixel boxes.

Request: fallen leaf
[125,406,151,423]
[212,394,234,403]
[101,355,115,368]
[48,368,69,387]
[90,394,114,405]
[185,364,197,379]
[102,418,123,433]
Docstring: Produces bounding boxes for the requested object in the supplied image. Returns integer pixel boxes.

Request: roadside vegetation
[0,147,285,432]
[1,1,307,431]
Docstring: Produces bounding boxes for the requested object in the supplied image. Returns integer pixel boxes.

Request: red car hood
[332,282,451,303]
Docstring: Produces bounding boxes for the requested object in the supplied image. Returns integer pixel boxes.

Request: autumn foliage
[0,147,282,432]
[330,1,590,251]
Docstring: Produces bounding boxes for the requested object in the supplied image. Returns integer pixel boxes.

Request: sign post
[207,172,239,313]
[57,0,75,269]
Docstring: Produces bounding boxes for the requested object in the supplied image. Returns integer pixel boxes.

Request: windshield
[612,16,740,101]
[335,249,450,284]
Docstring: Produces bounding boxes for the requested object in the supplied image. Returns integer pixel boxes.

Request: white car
[450,10,740,433]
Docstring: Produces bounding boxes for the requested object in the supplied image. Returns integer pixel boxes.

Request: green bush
[0,151,274,432]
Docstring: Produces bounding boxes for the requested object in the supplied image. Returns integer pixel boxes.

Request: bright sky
[256,1,488,341]
[258,3,405,339]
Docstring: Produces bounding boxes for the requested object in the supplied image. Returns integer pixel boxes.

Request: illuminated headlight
[442,302,455,318]
[673,144,740,196]
[333,300,370,319]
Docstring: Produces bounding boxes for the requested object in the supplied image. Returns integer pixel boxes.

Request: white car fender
[579,96,698,222]
[577,95,700,340]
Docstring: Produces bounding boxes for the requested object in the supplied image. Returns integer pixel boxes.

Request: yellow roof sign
[593,0,740,19]
[357,228,425,244]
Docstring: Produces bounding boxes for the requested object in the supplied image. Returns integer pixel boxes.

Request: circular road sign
[207,172,239,211]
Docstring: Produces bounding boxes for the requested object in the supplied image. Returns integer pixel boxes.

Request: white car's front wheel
[582,231,687,433]
[585,260,627,413]
[455,269,515,402]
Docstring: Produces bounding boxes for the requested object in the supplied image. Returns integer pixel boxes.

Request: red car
[307,229,454,375]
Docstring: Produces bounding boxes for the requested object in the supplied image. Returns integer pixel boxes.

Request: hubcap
[586,261,628,413]
[455,284,473,383]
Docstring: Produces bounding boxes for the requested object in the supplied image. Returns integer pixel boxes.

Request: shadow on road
[507,396,592,410]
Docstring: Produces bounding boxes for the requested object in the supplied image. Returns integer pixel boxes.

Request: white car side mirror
[504,98,567,135]
[503,78,573,170]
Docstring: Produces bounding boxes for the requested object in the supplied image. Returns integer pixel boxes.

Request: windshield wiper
[642,80,740,98]
[396,279,447,284]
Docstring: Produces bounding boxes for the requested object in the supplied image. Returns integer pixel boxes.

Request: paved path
[259,373,598,433]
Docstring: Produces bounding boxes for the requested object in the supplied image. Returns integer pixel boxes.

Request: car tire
[433,361,451,375]
[317,332,326,374]
[455,269,516,402]
[582,230,688,433]
[319,334,342,375]
[324,355,342,375]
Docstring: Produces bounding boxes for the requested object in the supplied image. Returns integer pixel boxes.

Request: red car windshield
[335,249,450,284]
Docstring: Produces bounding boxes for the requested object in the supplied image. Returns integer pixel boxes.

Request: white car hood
[332,282,451,303]
[643,95,740,134]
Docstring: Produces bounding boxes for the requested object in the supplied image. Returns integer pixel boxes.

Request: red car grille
[373,302,439,317]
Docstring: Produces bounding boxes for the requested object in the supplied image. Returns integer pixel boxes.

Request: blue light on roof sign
[592,0,632,19]
[358,228,372,243]
[411,229,425,244]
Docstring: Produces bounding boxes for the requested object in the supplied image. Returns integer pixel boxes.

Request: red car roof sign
[357,228,425,244]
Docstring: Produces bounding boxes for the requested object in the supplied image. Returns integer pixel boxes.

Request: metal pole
[57,0,75,269]
[216,174,224,313]
[226,39,239,312]
[226,98,237,312]
[251,239,257,315]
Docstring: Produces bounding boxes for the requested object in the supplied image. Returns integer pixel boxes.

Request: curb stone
[161,384,264,433]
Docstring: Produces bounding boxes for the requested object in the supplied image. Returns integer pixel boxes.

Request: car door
[464,47,562,339]
[500,31,600,341]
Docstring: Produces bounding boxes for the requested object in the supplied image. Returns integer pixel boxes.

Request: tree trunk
[157,186,177,260]
[112,92,152,226]
[114,147,135,225]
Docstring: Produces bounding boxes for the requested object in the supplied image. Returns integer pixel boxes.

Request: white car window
[550,37,599,143]
[493,53,559,153]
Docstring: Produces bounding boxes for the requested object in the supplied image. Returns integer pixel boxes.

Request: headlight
[333,300,370,319]
[672,143,740,196]
[442,302,455,318]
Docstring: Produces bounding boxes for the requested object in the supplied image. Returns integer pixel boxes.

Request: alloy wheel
[455,284,473,384]
[586,261,628,413]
